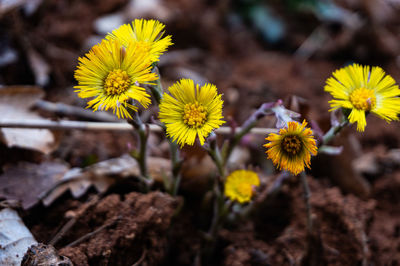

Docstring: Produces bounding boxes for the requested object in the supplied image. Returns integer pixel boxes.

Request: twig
[221,102,278,167]
[360,228,369,266]
[132,249,147,266]
[0,119,278,135]
[294,26,329,61]
[49,194,102,246]
[34,100,118,122]
[65,216,120,247]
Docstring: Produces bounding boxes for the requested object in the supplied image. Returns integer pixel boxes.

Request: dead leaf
[21,244,72,266]
[0,86,57,154]
[0,0,26,17]
[0,208,37,266]
[353,152,381,176]
[362,0,395,24]
[26,48,50,86]
[125,0,172,21]
[0,45,18,67]
[0,161,69,209]
[227,146,250,167]
[0,0,43,17]
[0,154,171,208]
[42,154,171,206]
[94,13,124,35]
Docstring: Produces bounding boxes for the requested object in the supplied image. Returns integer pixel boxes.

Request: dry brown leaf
[21,244,72,266]
[0,161,69,209]
[42,154,171,206]
[362,0,395,24]
[0,86,57,154]
[0,154,171,208]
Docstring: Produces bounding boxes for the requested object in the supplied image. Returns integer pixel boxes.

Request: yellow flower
[325,63,400,131]
[264,120,317,175]
[74,39,157,119]
[159,79,225,147]
[224,170,260,203]
[106,19,173,63]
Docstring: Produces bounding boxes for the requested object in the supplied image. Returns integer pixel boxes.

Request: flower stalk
[221,102,276,168]
[170,140,182,196]
[207,199,233,238]
[149,67,164,104]
[128,111,152,188]
[321,119,349,145]
[150,73,184,195]
[206,132,225,178]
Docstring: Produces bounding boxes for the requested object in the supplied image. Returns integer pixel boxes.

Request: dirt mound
[58,192,179,266]
[221,177,376,266]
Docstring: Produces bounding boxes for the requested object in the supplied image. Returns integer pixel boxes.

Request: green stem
[207,138,225,178]
[148,68,184,194]
[222,119,257,168]
[169,140,182,196]
[321,120,348,145]
[205,134,226,239]
[129,112,150,183]
[149,67,163,105]
[208,199,232,237]
[221,102,276,168]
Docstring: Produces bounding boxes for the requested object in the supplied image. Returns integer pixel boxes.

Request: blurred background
[2,0,400,125]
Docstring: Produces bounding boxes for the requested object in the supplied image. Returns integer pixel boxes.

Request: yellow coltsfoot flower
[325,63,400,131]
[224,170,260,203]
[107,19,173,63]
[159,79,225,147]
[74,39,157,119]
[264,120,317,176]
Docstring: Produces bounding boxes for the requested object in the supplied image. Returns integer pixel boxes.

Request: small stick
[0,119,278,135]
[65,216,120,247]
[132,249,147,266]
[34,100,118,122]
[49,194,101,246]
[49,218,76,246]
[360,229,369,266]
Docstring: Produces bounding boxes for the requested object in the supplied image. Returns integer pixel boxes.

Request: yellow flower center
[236,183,253,199]
[104,69,131,95]
[349,87,376,111]
[183,102,207,128]
[282,135,301,155]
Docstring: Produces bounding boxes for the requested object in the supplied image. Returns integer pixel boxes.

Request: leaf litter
[0,86,57,154]
[0,154,171,209]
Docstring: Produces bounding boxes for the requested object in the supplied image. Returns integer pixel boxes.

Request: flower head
[264,120,317,175]
[106,19,173,63]
[74,39,157,119]
[325,63,400,131]
[224,170,260,203]
[159,79,225,147]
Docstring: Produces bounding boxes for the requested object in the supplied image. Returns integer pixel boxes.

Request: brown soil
[55,192,180,265]
[220,177,376,266]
